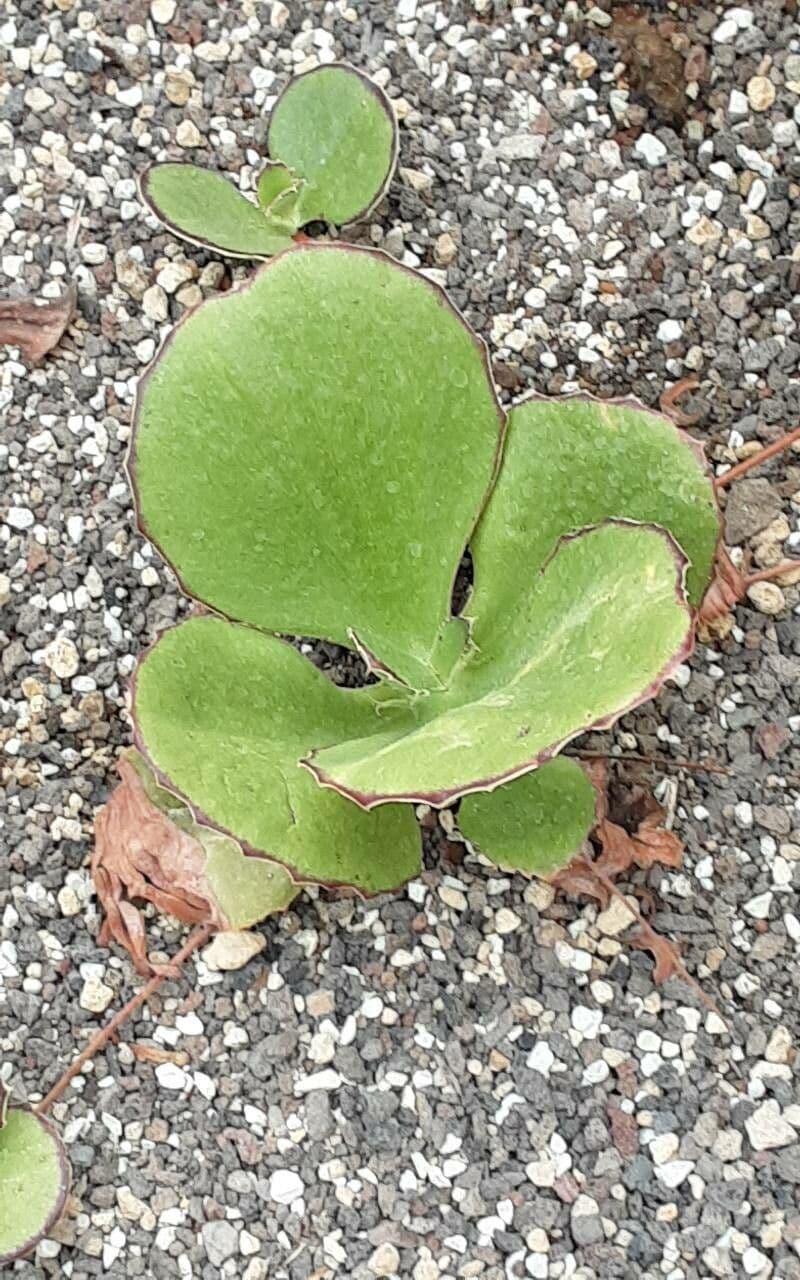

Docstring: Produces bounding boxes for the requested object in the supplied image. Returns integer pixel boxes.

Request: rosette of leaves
[0,1082,70,1266]
[140,63,398,259]
[122,240,722,905]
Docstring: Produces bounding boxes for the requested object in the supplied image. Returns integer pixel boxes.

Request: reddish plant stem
[36,924,212,1116]
[714,427,800,490]
[569,749,729,776]
[743,561,800,587]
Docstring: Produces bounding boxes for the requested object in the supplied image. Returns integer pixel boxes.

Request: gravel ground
[2,1,800,1277]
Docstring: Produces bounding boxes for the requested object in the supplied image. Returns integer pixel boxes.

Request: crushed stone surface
[1,1,800,1277]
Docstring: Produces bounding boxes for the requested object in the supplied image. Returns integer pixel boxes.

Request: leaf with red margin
[132,620,424,896]
[306,521,693,808]
[92,750,298,974]
[0,1107,71,1266]
[140,163,294,260]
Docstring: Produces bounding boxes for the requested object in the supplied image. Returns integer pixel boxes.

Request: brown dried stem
[714,427,800,491]
[35,924,212,1116]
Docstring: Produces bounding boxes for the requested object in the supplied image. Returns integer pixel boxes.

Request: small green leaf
[458,757,596,876]
[469,394,719,625]
[134,615,422,894]
[307,523,692,806]
[268,64,398,225]
[256,162,305,233]
[131,244,503,691]
[140,163,294,259]
[126,750,298,928]
[256,160,298,210]
[0,1107,70,1266]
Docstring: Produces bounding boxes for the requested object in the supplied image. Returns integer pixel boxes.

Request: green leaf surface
[126,750,298,927]
[134,616,422,893]
[256,161,298,209]
[0,1108,70,1266]
[256,162,305,232]
[131,244,503,691]
[268,64,398,225]
[307,523,692,806]
[469,395,718,631]
[140,163,294,259]
[458,757,596,876]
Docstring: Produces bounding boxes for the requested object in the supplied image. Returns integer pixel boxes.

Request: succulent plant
[0,1081,70,1266]
[140,64,398,259]
[117,239,724,905]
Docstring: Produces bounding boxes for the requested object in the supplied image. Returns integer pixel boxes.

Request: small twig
[714,427,800,491]
[36,925,212,1116]
[568,749,730,777]
[743,561,800,588]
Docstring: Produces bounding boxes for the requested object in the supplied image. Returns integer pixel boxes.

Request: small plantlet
[140,64,398,258]
[0,1081,70,1267]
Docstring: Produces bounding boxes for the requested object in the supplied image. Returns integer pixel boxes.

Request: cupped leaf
[140,163,294,259]
[268,64,398,225]
[256,162,305,232]
[457,756,597,877]
[256,160,299,210]
[306,522,693,806]
[133,615,423,893]
[468,394,719,627]
[0,1106,70,1266]
[131,243,504,691]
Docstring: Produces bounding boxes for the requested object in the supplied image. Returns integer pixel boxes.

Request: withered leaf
[92,757,225,976]
[611,7,688,124]
[0,287,76,364]
[549,856,610,906]
[130,1043,190,1067]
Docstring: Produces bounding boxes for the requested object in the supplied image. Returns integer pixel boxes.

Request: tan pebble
[572,51,598,80]
[176,119,202,148]
[596,896,636,937]
[747,75,776,112]
[747,581,785,615]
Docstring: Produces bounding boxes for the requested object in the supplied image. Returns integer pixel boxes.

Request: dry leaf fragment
[92,758,226,976]
[130,1043,190,1067]
[0,287,76,364]
[611,7,688,124]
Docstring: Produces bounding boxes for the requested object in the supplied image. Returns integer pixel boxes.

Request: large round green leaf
[140,164,294,259]
[458,757,596,877]
[306,522,693,806]
[131,244,504,691]
[0,1107,70,1266]
[268,64,398,225]
[134,615,422,893]
[468,394,719,627]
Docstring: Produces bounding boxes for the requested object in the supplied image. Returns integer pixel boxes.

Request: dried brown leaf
[611,7,688,123]
[92,758,225,976]
[130,1043,190,1067]
[549,856,610,906]
[0,287,76,364]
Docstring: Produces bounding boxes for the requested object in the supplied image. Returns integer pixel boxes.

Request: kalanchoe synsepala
[140,63,398,259]
[112,240,724,908]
